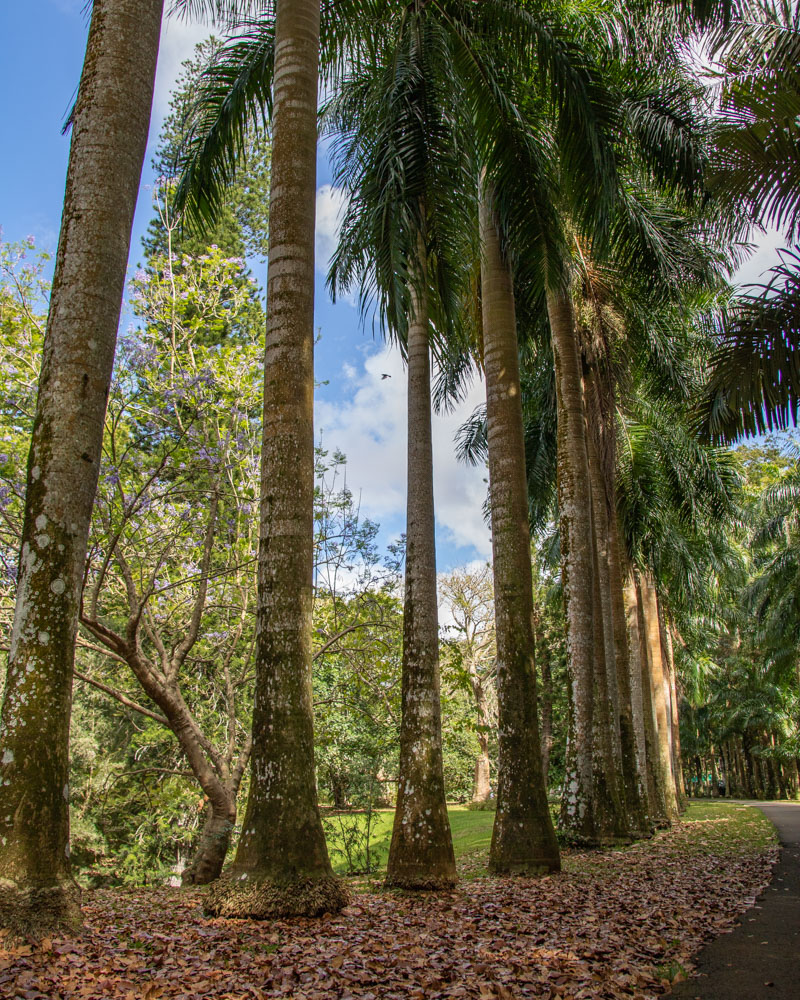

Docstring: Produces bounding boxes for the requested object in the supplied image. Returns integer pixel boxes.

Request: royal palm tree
[0,0,165,937]
[176,0,349,917]
[324,4,475,887]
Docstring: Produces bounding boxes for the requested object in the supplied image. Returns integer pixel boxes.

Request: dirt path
[671,800,800,1000]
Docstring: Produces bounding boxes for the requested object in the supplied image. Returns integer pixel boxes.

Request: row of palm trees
[0,0,795,935]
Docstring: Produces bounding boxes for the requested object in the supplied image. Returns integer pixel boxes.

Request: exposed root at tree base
[0,876,82,940]
[203,873,349,919]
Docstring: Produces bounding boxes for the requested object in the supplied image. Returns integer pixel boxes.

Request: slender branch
[73,669,169,725]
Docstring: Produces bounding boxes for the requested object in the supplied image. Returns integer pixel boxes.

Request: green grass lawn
[323,799,778,879]
[323,805,496,877]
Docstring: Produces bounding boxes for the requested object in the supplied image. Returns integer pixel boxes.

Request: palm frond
[697,249,800,443]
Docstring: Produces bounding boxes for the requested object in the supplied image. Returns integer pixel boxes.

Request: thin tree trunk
[710,749,720,798]
[0,0,163,938]
[624,575,649,805]
[205,0,346,919]
[638,572,679,822]
[386,236,456,890]
[538,639,554,790]
[480,190,559,874]
[182,800,237,886]
[661,613,686,811]
[633,574,670,824]
[471,677,493,803]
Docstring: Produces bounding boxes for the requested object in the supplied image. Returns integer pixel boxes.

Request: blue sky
[0,2,492,572]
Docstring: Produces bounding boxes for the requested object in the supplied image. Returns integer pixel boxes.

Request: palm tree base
[204,871,349,919]
[383,870,457,891]
[487,856,560,877]
[0,875,82,939]
[556,830,634,849]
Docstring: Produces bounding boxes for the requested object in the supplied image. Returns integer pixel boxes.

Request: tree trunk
[0,0,163,938]
[182,798,237,886]
[205,0,346,919]
[584,373,646,840]
[662,615,687,812]
[638,572,679,822]
[471,677,493,804]
[624,575,649,804]
[632,575,670,824]
[538,638,554,790]
[549,285,623,845]
[385,237,456,890]
[480,190,559,874]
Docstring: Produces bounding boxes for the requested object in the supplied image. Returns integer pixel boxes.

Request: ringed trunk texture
[385,246,456,891]
[638,573,679,823]
[0,0,163,937]
[480,192,559,874]
[549,287,621,845]
[205,0,346,919]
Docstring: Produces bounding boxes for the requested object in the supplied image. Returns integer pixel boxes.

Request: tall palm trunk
[548,287,593,841]
[480,191,559,874]
[0,0,163,937]
[584,367,649,838]
[549,285,622,845]
[662,615,687,811]
[632,574,671,823]
[205,0,346,919]
[625,574,655,814]
[638,572,679,822]
[386,237,456,890]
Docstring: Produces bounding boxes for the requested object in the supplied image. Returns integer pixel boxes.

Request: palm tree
[0,0,165,938]
[198,0,350,918]
[698,0,800,441]
[324,3,482,889]
[480,187,562,871]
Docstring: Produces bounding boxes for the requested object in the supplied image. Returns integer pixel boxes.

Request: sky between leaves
[0,1,784,573]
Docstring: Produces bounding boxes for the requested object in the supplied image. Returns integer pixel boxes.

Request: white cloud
[733,227,786,288]
[152,12,213,123]
[315,184,350,275]
[315,343,492,564]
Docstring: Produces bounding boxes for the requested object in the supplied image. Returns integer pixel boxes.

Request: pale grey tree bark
[0,0,164,937]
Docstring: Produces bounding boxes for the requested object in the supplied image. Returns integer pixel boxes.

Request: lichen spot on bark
[1,750,13,765]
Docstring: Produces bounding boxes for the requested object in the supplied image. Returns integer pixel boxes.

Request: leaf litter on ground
[0,803,779,1000]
